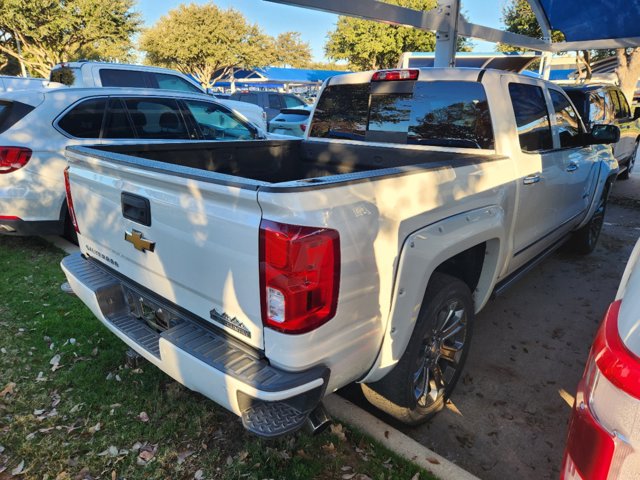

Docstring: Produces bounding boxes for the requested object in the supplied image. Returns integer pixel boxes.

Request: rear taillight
[63,167,80,234]
[259,220,340,334]
[372,69,419,81]
[561,300,636,479]
[0,147,32,173]
[592,300,640,399]
[300,123,307,132]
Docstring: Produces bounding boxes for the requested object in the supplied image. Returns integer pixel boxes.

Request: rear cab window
[310,80,494,149]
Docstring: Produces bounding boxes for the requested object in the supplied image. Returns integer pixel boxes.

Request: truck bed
[68,140,500,188]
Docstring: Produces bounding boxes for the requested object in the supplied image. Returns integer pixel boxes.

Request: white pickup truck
[61,67,619,438]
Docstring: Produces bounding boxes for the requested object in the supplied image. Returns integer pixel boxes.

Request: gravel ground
[342,175,640,479]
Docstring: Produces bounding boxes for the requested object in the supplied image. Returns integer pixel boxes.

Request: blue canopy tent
[265,0,640,75]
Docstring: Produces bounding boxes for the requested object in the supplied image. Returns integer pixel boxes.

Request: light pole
[14,32,27,77]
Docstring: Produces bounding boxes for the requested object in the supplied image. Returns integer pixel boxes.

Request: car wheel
[362,273,474,425]
[63,207,78,245]
[619,141,638,180]
[568,185,609,255]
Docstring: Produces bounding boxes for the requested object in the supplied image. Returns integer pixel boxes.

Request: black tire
[362,273,474,425]
[568,184,609,255]
[618,141,637,180]
[62,209,78,245]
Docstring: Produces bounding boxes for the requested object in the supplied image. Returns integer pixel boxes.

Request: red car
[562,238,640,479]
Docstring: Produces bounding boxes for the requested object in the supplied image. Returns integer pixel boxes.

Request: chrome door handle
[566,162,579,172]
[523,174,541,185]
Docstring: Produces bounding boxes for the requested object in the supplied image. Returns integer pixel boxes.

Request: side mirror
[634,107,640,120]
[586,124,620,145]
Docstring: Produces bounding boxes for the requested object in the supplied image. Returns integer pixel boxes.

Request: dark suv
[229,91,307,122]
[564,84,640,179]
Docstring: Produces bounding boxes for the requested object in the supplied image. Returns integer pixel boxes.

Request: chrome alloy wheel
[413,299,468,408]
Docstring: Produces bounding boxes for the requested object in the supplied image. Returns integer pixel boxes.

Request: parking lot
[342,173,640,479]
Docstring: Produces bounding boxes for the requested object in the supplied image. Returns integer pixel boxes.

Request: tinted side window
[99,69,150,88]
[239,94,259,105]
[609,89,623,119]
[0,101,35,135]
[154,73,202,93]
[550,89,581,148]
[614,89,630,118]
[124,98,190,139]
[268,94,282,110]
[58,98,107,138]
[283,95,305,108]
[183,99,254,140]
[589,92,606,124]
[309,83,369,140]
[408,81,494,149]
[102,99,136,139]
[508,83,552,152]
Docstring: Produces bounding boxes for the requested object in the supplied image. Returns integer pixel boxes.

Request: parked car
[0,75,64,93]
[268,105,312,137]
[564,84,640,179]
[61,67,619,438]
[561,237,640,479]
[49,62,267,130]
[0,87,272,237]
[229,91,307,122]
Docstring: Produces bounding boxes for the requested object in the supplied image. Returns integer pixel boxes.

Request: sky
[136,0,507,62]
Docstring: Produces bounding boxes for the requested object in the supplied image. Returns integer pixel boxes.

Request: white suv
[0,87,274,237]
[49,62,267,130]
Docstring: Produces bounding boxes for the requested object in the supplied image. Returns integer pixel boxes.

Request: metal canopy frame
[266,0,640,70]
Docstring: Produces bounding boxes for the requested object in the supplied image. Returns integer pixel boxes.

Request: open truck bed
[70,139,502,189]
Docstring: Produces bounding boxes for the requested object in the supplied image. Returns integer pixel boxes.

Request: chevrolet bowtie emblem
[124,230,156,253]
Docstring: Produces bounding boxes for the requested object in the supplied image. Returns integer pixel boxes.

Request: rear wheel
[619,141,637,180]
[362,273,474,425]
[568,185,608,255]
[62,208,78,245]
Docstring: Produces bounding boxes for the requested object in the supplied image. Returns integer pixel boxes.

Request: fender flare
[361,205,507,384]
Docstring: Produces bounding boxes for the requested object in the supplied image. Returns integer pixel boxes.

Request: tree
[615,49,640,105]
[308,61,350,71]
[0,0,141,78]
[140,3,276,88]
[325,0,470,71]
[497,0,564,52]
[274,32,312,68]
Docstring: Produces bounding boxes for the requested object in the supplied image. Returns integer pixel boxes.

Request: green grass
[0,236,434,480]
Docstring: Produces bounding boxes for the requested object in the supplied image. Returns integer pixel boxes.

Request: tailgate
[66,148,265,349]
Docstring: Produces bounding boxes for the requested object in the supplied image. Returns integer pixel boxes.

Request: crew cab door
[547,88,599,224]
[609,87,636,162]
[505,79,566,268]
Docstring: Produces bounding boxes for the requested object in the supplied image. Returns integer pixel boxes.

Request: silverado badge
[125,230,156,253]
